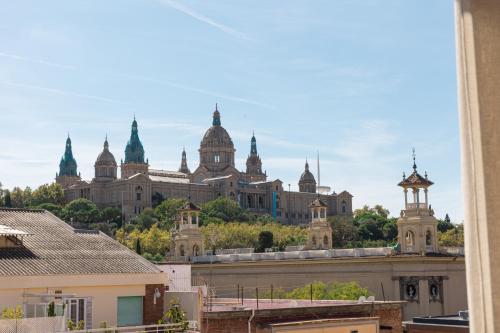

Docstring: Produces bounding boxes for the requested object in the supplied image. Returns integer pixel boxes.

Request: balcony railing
[60,323,187,333]
[406,203,427,210]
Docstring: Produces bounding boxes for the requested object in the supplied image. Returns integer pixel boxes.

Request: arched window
[426,230,432,246]
[180,244,185,257]
[323,235,329,247]
[193,244,200,257]
[312,236,317,246]
[341,200,347,213]
[405,230,415,246]
[135,186,143,201]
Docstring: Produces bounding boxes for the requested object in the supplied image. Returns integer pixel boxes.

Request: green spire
[250,131,257,155]
[212,103,221,126]
[124,117,145,164]
[59,135,78,176]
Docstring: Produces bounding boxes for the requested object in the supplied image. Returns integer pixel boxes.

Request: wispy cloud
[115,73,272,109]
[155,0,253,41]
[0,81,126,104]
[0,51,270,109]
[0,51,76,70]
[333,119,397,161]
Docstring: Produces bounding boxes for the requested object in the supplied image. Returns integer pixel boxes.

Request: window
[342,200,347,213]
[323,235,329,246]
[426,230,432,246]
[406,230,415,246]
[193,244,200,256]
[180,244,185,257]
[136,192,141,201]
[66,298,86,325]
[312,236,317,246]
[117,296,143,327]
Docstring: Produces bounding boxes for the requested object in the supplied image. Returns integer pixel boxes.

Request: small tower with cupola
[299,160,317,193]
[56,135,81,188]
[172,201,204,261]
[179,148,191,174]
[397,150,439,254]
[307,197,333,250]
[121,117,149,179]
[245,132,266,182]
[94,136,117,182]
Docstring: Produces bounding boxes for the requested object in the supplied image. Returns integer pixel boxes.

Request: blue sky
[0,0,462,221]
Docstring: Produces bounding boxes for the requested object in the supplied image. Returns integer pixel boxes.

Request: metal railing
[57,323,186,333]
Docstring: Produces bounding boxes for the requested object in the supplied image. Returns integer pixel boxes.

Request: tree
[140,224,171,256]
[201,222,308,251]
[256,231,274,252]
[23,186,33,207]
[357,219,384,241]
[329,216,358,248]
[439,224,464,247]
[130,208,158,231]
[200,197,247,224]
[10,187,24,208]
[438,213,455,233]
[2,305,23,319]
[154,198,187,229]
[63,198,100,224]
[4,190,12,207]
[36,203,63,218]
[32,183,64,206]
[135,238,142,254]
[260,281,371,301]
[159,297,189,332]
[100,207,122,226]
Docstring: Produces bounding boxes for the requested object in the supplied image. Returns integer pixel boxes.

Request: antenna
[317,151,320,191]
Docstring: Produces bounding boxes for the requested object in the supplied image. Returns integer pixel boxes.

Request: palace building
[56,105,353,223]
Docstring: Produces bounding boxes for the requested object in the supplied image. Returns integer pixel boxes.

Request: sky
[0,0,463,221]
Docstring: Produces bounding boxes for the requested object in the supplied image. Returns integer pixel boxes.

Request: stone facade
[191,256,467,321]
[396,155,439,254]
[58,106,353,223]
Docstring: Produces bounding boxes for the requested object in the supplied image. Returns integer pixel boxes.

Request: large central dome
[200,109,234,148]
[196,105,236,175]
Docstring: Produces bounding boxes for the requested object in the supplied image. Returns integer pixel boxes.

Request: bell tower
[56,135,81,188]
[121,117,148,179]
[172,201,204,261]
[397,150,439,254]
[307,197,333,250]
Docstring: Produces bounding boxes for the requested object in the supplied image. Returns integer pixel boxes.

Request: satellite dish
[317,186,331,194]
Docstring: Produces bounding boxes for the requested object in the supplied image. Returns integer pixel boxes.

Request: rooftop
[0,208,161,276]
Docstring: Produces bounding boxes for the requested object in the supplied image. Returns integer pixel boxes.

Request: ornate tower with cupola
[299,160,317,193]
[245,133,266,182]
[307,197,333,250]
[121,117,149,179]
[93,136,118,182]
[56,135,81,188]
[191,104,238,182]
[179,148,191,174]
[172,201,204,261]
[397,151,439,254]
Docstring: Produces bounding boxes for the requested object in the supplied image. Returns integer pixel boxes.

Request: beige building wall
[191,257,466,320]
[272,319,379,333]
[0,273,167,328]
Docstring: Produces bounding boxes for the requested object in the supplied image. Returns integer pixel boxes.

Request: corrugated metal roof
[0,208,161,276]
